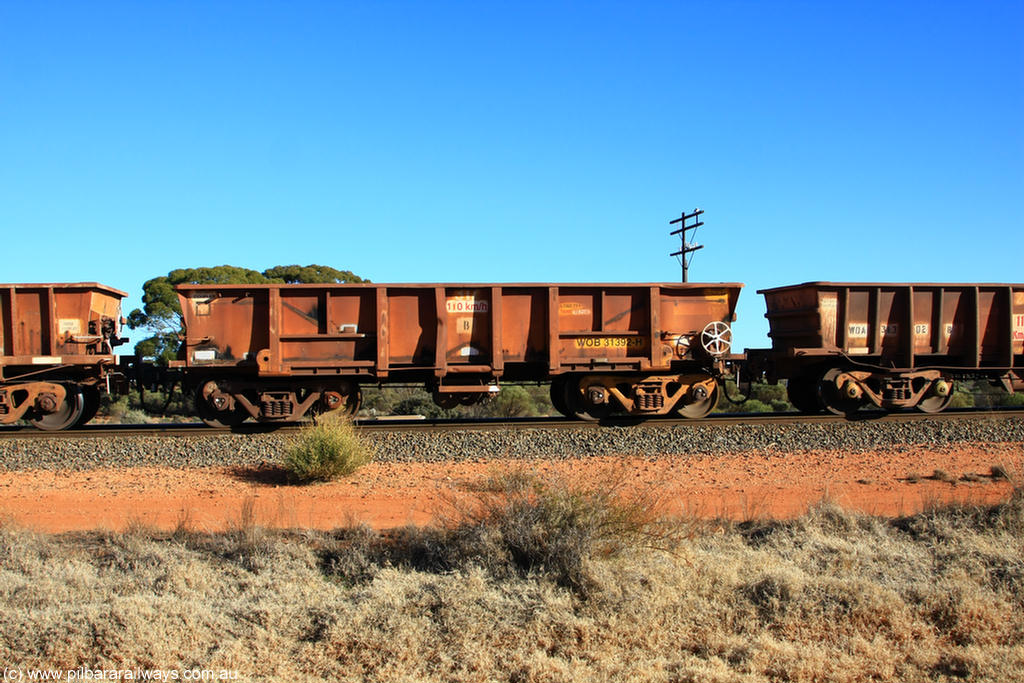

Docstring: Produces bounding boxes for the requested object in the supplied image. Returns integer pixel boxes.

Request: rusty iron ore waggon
[175,282,743,426]
[5,278,1022,431]
[748,282,1024,415]
[0,283,128,430]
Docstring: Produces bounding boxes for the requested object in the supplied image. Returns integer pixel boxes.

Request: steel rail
[1,407,1021,441]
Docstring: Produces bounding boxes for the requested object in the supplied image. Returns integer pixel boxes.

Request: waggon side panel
[176,282,744,379]
[760,282,1023,372]
[0,283,125,385]
[1,283,126,359]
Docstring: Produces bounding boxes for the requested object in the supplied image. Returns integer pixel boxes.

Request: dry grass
[439,468,687,596]
[0,484,1021,681]
[991,464,1015,483]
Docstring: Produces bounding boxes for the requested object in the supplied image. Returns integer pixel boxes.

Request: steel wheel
[75,385,101,427]
[675,381,720,419]
[563,376,612,421]
[340,387,362,416]
[311,387,363,420]
[916,380,955,414]
[786,375,822,414]
[549,378,571,417]
[817,368,863,416]
[195,391,248,428]
[31,385,85,431]
[331,389,364,417]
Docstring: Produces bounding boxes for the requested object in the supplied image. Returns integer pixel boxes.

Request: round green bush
[283,418,374,483]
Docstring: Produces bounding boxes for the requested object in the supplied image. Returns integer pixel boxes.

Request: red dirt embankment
[0,444,1020,533]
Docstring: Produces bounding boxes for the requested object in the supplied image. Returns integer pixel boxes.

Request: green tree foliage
[263,265,366,284]
[128,264,366,361]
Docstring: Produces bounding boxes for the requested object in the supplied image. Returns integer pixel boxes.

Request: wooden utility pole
[669,208,704,283]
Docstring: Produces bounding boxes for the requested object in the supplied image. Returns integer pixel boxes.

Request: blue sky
[2,1,1021,348]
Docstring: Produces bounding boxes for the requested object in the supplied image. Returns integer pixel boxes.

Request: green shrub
[487,385,538,418]
[359,384,554,418]
[283,418,374,483]
[715,381,795,413]
[102,395,130,419]
[998,392,1024,407]
[949,388,975,409]
[731,398,772,414]
[749,381,788,404]
[120,409,150,424]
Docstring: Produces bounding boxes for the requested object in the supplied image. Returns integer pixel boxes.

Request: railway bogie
[175,282,742,425]
[0,283,128,429]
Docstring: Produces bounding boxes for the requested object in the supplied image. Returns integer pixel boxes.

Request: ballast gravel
[0,416,1022,471]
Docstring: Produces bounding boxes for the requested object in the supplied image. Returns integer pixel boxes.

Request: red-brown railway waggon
[8,278,1022,430]
[750,282,1024,414]
[0,283,128,429]
[174,282,742,425]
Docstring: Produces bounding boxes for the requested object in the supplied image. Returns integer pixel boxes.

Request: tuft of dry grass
[0,488,1021,681]
[991,464,1015,483]
[437,467,686,596]
[282,417,374,483]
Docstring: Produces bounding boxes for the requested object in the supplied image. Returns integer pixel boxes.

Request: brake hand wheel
[700,321,732,357]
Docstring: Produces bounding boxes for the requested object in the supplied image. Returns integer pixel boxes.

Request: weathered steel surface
[0,283,127,427]
[0,283,127,373]
[759,282,1024,371]
[175,282,743,381]
[755,282,1024,414]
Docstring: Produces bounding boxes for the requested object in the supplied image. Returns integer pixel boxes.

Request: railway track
[1,407,1021,441]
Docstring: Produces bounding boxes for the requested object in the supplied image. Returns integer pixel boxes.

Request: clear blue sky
[2,1,1021,348]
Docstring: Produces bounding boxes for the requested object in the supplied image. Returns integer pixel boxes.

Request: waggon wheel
[675,381,719,419]
[786,375,823,414]
[549,377,571,417]
[817,368,863,416]
[342,387,362,416]
[431,391,461,410]
[195,391,248,428]
[916,379,954,414]
[316,388,363,418]
[75,385,101,427]
[31,385,85,431]
[563,376,612,421]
